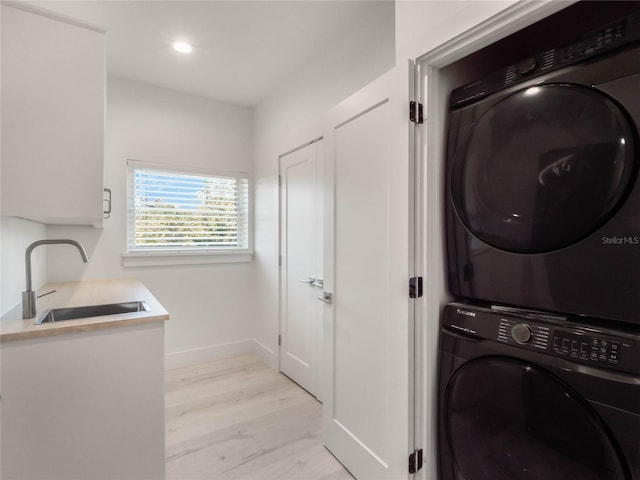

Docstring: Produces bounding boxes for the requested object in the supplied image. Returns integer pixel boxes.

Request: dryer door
[443,357,630,480]
[450,84,636,254]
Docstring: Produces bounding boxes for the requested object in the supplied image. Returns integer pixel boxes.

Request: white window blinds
[127,161,249,252]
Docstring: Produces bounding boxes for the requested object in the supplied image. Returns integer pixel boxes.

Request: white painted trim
[411,2,578,480]
[415,0,577,68]
[127,158,249,181]
[164,339,257,370]
[252,338,278,369]
[1,1,107,33]
[278,136,324,159]
[122,250,253,267]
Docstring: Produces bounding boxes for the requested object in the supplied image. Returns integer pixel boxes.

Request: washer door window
[444,357,629,480]
[451,84,636,254]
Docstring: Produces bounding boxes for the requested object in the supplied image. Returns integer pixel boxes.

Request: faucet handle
[22,290,37,319]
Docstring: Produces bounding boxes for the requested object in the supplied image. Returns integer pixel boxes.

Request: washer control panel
[551,332,621,365]
[444,303,640,375]
[498,319,550,350]
[497,318,625,367]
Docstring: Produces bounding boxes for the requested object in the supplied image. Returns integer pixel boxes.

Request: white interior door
[322,65,415,479]
[279,139,323,399]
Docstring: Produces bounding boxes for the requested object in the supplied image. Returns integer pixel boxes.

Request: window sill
[122,250,253,267]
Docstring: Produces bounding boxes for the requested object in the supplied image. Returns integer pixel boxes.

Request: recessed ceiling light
[172,41,193,54]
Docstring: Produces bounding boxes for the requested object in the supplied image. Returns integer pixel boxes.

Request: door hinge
[409,101,424,124]
[409,277,423,299]
[278,334,281,346]
[409,449,423,474]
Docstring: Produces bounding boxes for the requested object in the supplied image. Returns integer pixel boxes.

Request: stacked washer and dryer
[439,7,640,480]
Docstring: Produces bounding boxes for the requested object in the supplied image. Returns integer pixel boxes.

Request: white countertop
[0,279,169,341]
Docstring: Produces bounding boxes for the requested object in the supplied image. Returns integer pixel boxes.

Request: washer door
[444,357,629,480]
[450,84,636,253]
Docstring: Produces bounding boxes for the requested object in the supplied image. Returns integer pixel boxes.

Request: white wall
[251,0,522,369]
[395,0,517,61]
[0,217,47,316]
[46,77,255,366]
[252,1,395,367]
[1,0,521,368]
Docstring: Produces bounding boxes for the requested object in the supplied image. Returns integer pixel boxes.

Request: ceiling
[22,0,393,107]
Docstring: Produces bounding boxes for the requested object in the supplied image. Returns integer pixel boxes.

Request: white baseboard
[164,338,278,370]
[164,339,256,370]
[252,338,278,369]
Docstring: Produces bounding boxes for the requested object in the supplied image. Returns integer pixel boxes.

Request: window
[124,160,251,266]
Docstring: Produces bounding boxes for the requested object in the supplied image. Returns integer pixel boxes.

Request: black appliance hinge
[409,101,424,124]
[409,449,423,474]
[409,277,423,299]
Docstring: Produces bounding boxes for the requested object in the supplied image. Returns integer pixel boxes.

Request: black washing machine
[445,11,640,324]
[438,302,640,480]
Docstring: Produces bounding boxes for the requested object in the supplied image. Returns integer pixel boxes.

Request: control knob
[512,323,533,344]
[516,57,537,75]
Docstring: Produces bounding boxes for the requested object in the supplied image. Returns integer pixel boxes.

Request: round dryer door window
[444,357,629,480]
[450,84,636,253]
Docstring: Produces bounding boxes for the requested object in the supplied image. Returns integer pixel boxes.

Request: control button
[580,342,588,360]
[570,340,578,357]
[511,323,533,344]
[516,57,537,75]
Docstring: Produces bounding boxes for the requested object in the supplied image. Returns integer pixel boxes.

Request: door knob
[318,291,332,304]
[312,279,324,288]
[298,277,316,285]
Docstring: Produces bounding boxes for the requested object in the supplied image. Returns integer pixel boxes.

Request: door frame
[277,136,324,392]
[411,1,578,479]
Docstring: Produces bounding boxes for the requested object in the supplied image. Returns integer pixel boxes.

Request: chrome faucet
[22,239,89,319]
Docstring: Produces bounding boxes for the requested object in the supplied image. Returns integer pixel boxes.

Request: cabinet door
[1,5,105,226]
[1,323,166,479]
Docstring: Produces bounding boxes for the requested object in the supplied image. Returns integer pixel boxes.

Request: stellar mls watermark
[602,236,639,245]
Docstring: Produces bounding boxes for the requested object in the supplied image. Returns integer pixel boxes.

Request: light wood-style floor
[166,354,354,480]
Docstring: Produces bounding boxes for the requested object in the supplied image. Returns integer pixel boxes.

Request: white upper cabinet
[1,5,105,227]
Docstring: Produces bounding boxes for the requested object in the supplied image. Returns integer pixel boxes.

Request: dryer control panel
[443,303,640,375]
[551,332,621,365]
[450,11,640,108]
